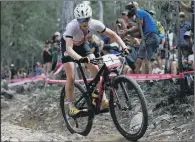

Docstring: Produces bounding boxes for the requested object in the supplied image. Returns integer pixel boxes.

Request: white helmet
[54,32,60,36]
[74,3,92,19]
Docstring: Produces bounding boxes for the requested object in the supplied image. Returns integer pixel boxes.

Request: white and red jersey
[63,19,106,46]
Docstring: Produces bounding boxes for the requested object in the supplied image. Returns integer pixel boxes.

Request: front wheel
[109,75,148,141]
[60,82,93,136]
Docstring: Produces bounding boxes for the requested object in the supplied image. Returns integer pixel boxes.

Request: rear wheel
[109,75,148,141]
[60,82,93,136]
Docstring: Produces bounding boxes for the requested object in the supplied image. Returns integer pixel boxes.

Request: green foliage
[1,1,63,68]
[1,0,191,68]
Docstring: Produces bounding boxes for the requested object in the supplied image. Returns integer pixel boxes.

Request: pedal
[71,109,89,118]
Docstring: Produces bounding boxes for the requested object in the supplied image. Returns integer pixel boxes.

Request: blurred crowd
[2,1,194,82]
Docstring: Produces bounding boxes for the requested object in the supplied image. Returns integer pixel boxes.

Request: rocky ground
[1,79,194,142]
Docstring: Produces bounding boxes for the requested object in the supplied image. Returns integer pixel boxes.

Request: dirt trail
[1,82,194,142]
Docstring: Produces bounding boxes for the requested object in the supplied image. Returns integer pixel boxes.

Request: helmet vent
[81,10,84,16]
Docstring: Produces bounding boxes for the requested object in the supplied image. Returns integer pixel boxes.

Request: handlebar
[115,48,132,57]
[73,49,131,65]
[73,57,103,65]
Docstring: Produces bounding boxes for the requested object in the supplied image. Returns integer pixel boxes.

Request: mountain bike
[60,51,148,141]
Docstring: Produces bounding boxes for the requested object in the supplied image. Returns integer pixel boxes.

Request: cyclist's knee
[66,71,75,84]
[64,62,75,82]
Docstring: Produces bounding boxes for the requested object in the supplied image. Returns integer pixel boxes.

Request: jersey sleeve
[63,22,75,38]
[93,20,106,33]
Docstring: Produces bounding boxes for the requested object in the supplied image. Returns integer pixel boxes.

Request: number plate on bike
[102,54,121,67]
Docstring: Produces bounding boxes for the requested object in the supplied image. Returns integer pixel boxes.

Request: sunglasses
[180,15,185,18]
[77,17,91,23]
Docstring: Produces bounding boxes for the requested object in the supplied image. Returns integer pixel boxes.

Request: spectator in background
[42,40,52,77]
[183,30,194,70]
[179,12,191,46]
[179,1,194,33]
[53,31,61,43]
[125,3,160,74]
[182,48,194,71]
[9,64,17,79]
[152,61,163,74]
[88,35,103,58]
[126,1,140,10]
[17,69,26,78]
[35,62,44,76]
[149,10,165,71]
[184,30,194,50]
[116,11,129,38]
[1,68,7,79]
[50,32,61,74]
[165,27,178,75]
[100,33,111,44]
[27,68,35,77]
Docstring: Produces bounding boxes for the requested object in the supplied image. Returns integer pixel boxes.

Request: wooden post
[175,1,185,98]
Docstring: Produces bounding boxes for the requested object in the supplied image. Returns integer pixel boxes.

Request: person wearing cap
[9,64,17,79]
[42,40,52,77]
[124,3,160,74]
[179,12,191,45]
[184,30,194,49]
[148,10,165,71]
[182,45,194,71]
[126,2,139,10]
[117,10,141,39]
[50,32,62,74]
[149,10,165,37]
[53,31,61,43]
[35,62,44,76]
[183,30,194,70]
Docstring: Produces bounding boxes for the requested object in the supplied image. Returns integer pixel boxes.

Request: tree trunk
[25,59,29,69]
[114,1,117,17]
[31,54,34,71]
[61,0,75,32]
[1,59,5,68]
[98,1,104,22]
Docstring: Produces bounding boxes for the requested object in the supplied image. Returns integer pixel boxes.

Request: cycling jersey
[63,19,106,46]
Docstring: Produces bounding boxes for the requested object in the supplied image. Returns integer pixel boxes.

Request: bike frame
[75,61,119,113]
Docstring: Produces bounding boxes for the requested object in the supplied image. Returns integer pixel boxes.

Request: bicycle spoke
[60,83,93,136]
[110,76,148,140]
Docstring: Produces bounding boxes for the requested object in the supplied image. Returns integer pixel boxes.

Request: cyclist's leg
[79,43,109,109]
[74,42,99,79]
[86,54,109,109]
[62,52,82,116]
[64,62,75,103]
[85,53,99,78]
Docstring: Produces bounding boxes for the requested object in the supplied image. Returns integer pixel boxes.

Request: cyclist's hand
[79,57,90,63]
[123,48,131,55]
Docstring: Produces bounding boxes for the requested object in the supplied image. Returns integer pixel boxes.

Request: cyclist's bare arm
[65,37,82,60]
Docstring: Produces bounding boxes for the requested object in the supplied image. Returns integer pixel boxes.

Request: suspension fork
[112,70,131,106]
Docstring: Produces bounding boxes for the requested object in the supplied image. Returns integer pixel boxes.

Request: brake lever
[90,59,99,65]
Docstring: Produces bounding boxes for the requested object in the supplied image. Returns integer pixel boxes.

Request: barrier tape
[7,71,194,85]
[125,73,183,81]
[180,71,194,75]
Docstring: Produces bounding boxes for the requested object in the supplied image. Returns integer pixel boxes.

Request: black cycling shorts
[61,39,92,63]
